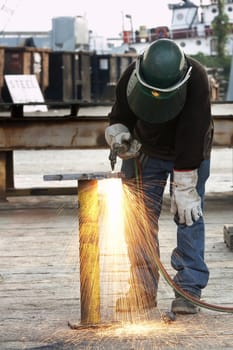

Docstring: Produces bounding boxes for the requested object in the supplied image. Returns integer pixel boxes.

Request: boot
[171,296,200,314]
[115,288,157,312]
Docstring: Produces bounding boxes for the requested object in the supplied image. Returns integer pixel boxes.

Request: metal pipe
[44,171,124,328]
[78,179,101,324]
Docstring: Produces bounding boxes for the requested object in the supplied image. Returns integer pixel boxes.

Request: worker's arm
[105,123,141,160]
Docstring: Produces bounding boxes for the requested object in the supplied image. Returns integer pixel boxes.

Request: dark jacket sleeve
[108,57,213,170]
[174,58,213,170]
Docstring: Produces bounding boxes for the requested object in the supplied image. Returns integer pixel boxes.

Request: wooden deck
[0,190,232,350]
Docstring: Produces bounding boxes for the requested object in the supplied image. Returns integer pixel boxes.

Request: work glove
[171,169,203,226]
[105,123,141,159]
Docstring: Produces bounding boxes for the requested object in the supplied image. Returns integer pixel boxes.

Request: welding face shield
[126,39,192,124]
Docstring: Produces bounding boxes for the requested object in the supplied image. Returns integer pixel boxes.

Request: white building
[111,0,233,56]
[168,0,233,55]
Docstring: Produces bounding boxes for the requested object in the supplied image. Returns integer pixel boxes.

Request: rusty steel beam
[0,117,109,149]
[0,115,232,149]
[0,113,232,199]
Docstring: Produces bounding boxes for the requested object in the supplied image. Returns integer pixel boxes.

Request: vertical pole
[78,179,101,324]
[6,151,14,189]
[0,152,7,200]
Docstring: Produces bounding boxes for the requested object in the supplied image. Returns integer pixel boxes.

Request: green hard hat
[127,39,192,124]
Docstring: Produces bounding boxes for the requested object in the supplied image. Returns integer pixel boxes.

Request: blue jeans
[121,157,210,298]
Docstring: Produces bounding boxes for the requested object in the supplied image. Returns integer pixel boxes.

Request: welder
[105,38,213,314]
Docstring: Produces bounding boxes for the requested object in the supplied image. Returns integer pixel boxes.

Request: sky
[0,0,201,38]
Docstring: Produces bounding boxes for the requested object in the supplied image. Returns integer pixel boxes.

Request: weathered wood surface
[0,191,232,350]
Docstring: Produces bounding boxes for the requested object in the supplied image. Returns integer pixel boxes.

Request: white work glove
[105,123,141,159]
[171,169,203,226]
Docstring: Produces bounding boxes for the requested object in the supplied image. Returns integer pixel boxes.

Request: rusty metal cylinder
[78,179,101,324]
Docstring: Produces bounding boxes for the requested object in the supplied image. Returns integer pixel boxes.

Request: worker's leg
[171,159,210,313]
[117,157,172,311]
[138,157,174,293]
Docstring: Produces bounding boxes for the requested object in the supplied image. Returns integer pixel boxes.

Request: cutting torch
[109,142,130,171]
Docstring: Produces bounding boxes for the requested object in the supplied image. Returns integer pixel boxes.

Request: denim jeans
[121,157,210,298]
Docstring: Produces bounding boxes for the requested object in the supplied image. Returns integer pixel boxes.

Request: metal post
[78,179,101,325]
[43,171,124,329]
[0,152,7,201]
[125,14,134,44]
